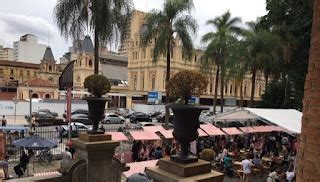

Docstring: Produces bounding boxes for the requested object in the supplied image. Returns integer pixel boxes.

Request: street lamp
[12,97,18,123]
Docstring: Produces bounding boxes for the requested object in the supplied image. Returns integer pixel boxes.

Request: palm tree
[201,11,242,113]
[54,0,133,74]
[140,0,197,126]
[243,20,279,107]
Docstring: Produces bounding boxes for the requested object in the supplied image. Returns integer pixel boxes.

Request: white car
[61,122,92,131]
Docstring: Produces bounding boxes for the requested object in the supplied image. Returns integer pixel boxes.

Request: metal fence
[6,125,142,162]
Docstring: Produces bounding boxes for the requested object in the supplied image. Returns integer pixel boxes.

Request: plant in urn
[167,70,209,164]
[84,74,111,134]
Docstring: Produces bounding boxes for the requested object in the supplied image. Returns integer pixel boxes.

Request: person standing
[1,115,7,127]
[241,154,253,182]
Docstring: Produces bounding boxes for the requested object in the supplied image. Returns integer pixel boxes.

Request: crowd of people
[130,131,298,181]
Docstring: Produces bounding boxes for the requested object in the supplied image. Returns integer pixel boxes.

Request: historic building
[0,46,14,61]
[123,10,266,107]
[0,46,61,100]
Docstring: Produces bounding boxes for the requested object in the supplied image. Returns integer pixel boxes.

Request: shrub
[199,148,215,162]
[84,74,111,97]
[167,70,208,105]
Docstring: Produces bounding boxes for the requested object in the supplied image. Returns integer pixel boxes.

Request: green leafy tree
[243,20,279,107]
[140,0,197,125]
[167,70,208,105]
[201,11,242,113]
[262,0,313,110]
[54,0,133,74]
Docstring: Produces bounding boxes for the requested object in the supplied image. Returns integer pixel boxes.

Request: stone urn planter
[85,97,109,134]
[83,74,111,134]
[168,104,209,164]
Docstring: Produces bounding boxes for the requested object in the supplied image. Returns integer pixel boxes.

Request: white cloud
[0,0,266,59]
[0,13,69,61]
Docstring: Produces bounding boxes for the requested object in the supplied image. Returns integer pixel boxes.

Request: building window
[77,75,81,82]
[141,77,144,90]
[209,82,213,93]
[142,49,146,59]
[44,94,51,99]
[244,84,247,96]
[151,77,156,90]
[259,85,262,95]
[88,59,93,68]
[19,70,23,76]
[230,85,233,94]
[225,85,228,94]
[194,55,197,62]
[133,78,137,90]
[32,93,39,98]
[136,41,138,46]
[27,70,30,76]
[0,68,3,75]
[49,65,52,72]
[150,49,154,59]
[11,69,14,74]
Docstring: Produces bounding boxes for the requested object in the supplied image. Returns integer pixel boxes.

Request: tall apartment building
[0,46,14,61]
[13,34,47,64]
[123,10,266,106]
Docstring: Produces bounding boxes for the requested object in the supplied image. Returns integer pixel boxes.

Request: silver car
[104,114,125,124]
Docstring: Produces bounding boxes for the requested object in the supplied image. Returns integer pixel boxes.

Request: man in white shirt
[242,154,253,182]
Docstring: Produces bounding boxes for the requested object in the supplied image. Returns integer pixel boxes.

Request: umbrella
[12,135,57,150]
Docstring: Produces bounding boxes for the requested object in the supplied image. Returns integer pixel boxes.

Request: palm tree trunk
[94,29,99,74]
[220,65,224,113]
[164,40,171,127]
[297,0,320,181]
[240,79,244,107]
[213,66,220,114]
[250,69,256,107]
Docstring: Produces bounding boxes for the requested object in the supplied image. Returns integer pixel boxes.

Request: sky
[0,0,267,61]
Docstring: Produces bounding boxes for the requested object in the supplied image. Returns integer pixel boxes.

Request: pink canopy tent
[159,129,174,139]
[200,124,225,136]
[239,127,256,133]
[198,128,209,137]
[252,126,273,133]
[221,127,243,135]
[123,160,159,177]
[129,131,161,141]
[106,132,128,141]
[142,126,165,132]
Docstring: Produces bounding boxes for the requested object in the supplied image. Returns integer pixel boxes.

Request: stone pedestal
[72,133,120,182]
[146,158,224,182]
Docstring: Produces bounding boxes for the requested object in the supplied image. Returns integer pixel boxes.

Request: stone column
[72,134,120,182]
[296,0,320,181]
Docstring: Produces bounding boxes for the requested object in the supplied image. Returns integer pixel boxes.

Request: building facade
[13,34,47,64]
[124,10,266,107]
[0,46,14,61]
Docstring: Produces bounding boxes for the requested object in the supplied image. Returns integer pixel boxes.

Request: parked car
[63,109,88,118]
[103,114,125,124]
[25,111,64,126]
[129,113,152,123]
[61,122,92,138]
[135,122,156,128]
[69,113,91,125]
[124,111,140,118]
[156,113,174,123]
[38,109,58,117]
[148,111,162,118]
[199,111,214,122]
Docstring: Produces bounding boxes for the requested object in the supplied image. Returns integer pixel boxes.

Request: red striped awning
[129,131,161,141]
[123,160,159,177]
[221,127,243,135]
[252,126,274,133]
[200,124,225,136]
[106,132,128,141]
[198,128,208,137]
[159,129,174,139]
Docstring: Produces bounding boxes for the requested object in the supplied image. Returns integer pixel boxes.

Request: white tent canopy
[245,108,302,134]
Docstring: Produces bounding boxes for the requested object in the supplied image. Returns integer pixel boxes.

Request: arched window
[88,59,93,68]
[49,65,52,72]
[48,77,53,82]
[44,94,51,99]
[32,93,39,98]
